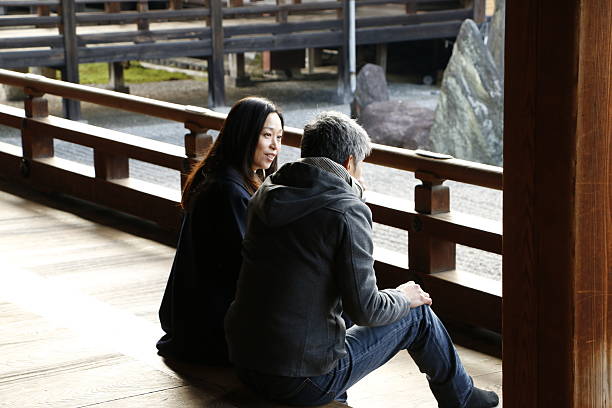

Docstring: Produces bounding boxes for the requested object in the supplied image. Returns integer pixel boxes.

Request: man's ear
[342,155,353,172]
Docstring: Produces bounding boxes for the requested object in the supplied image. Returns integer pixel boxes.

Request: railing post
[104,3,130,93]
[104,2,121,13]
[169,0,183,10]
[21,90,53,177]
[208,0,225,107]
[276,0,288,23]
[94,151,129,180]
[109,62,129,93]
[462,0,486,24]
[59,0,82,121]
[137,0,150,32]
[35,3,53,28]
[182,122,214,189]
[408,171,456,274]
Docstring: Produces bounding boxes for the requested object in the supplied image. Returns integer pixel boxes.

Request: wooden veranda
[0,0,610,405]
[0,179,502,407]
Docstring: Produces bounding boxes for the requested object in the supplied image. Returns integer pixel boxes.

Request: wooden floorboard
[0,183,502,407]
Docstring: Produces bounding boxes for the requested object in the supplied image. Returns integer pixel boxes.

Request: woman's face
[252,112,283,171]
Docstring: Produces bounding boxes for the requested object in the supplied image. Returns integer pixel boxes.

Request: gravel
[0,77,502,280]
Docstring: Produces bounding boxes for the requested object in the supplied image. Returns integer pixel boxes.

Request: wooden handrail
[0,70,503,190]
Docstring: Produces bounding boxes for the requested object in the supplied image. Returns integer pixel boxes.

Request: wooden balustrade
[0,68,502,334]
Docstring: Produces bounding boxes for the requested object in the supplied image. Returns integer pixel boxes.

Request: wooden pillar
[35,4,53,28]
[94,151,129,181]
[59,0,81,121]
[137,0,149,32]
[375,44,387,73]
[108,62,129,93]
[405,0,416,14]
[104,2,121,14]
[276,0,288,23]
[461,0,485,24]
[503,0,611,407]
[337,0,351,103]
[227,0,247,86]
[169,0,183,10]
[208,0,225,107]
[472,0,485,24]
[408,171,455,274]
[306,48,316,74]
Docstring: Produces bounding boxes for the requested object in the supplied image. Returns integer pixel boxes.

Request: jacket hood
[250,161,357,227]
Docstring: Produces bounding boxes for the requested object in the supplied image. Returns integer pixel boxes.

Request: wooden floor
[0,182,502,407]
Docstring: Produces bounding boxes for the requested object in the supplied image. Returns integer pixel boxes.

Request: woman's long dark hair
[181,96,284,208]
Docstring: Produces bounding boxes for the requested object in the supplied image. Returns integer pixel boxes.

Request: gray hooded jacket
[224,160,410,377]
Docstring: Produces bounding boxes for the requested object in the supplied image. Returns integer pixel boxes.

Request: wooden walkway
[0,181,502,407]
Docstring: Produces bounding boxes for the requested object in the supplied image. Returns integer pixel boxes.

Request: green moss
[76,62,192,84]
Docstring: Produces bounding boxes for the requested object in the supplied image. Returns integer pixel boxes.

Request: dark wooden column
[59,0,81,121]
[136,0,149,32]
[337,0,351,103]
[503,0,611,407]
[461,0,485,24]
[207,0,225,107]
[104,2,121,14]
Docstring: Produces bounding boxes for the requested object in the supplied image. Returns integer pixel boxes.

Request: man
[225,112,499,408]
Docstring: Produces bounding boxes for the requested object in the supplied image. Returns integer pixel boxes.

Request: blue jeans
[236,306,473,408]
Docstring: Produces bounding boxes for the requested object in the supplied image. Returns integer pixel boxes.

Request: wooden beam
[136,0,149,32]
[59,0,81,121]
[108,62,129,93]
[208,0,225,107]
[503,0,611,407]
[337,0,350,103]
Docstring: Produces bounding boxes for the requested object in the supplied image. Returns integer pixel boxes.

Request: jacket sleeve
[219,181,250,240]
[336,202,411,327]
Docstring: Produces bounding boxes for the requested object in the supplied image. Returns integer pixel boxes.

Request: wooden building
[0,0,486,116]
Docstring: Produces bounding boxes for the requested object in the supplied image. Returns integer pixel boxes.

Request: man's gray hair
[301,111,372,164]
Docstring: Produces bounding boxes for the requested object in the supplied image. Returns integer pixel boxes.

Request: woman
[157,97,284,364]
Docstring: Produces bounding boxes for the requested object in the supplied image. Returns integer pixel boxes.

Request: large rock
[487,0,505,78]
[360,99,435,150]
[351,63,389,117]
[428,19,503,166]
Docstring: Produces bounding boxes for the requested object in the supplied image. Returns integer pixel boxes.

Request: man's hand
[396,281,433,308]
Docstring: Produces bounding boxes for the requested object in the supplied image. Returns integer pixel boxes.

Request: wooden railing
[0,0,485,108]
[0,68,502,333]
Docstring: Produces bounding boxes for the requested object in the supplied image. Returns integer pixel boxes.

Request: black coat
[157,166,250,364]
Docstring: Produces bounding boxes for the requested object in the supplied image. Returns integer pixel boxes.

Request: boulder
[428,19,503,166]
[351,63,389,117]
[487,0,505,78]
[360,99,435,150]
